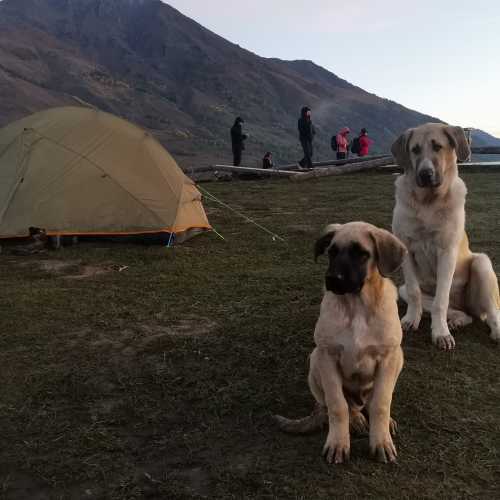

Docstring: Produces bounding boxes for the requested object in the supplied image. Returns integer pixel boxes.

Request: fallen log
[290,157,396,182]
[459,161,500,167]
[279,154,390,170]
[213,164,297,176]
[187,165,216,174]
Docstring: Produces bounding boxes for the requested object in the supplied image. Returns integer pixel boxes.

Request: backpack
[331,135,338,151]
[351,136,361,154]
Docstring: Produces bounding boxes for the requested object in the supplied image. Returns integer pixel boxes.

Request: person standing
[358,128,373,157]
[298,106,315,168]
[335,126,350,160]
[262,152,274,169]
[231,117,247,166]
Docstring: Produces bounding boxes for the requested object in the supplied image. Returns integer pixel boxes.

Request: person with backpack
[334,127,350,160]
[356,128,373,157]
[298,106,315,168]
[350,135,361,156]
[231,117,247,166]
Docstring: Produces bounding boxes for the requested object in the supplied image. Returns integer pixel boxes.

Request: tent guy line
[197,184,286,243]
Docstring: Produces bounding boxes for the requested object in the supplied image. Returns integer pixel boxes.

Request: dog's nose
[419,167,434,181]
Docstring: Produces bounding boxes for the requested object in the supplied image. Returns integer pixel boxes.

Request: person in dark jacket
[262,152,274,169]
[230,117,247,166]
[298,106,315,168]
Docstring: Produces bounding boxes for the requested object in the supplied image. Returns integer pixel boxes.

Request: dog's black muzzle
[325,275,363,295]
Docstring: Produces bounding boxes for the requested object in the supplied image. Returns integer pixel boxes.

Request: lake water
[470,154,500,163]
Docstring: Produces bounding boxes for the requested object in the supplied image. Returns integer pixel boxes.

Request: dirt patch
[65,263,129,280]
[90,338,123,351]
[38,259,81,273]
[71,320,215,358]
[14,258,122,279]
[14,258,80,272]
[63,264,113,280]
[138,317,217,341]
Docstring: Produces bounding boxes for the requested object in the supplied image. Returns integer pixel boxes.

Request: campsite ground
[1,169,499,499]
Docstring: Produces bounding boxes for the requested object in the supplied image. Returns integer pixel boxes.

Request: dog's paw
[370,433,397,463]
[434,333,456,350]
[489,312,500,342]
[447,310,473,331]
[432,320,456,350]
[349,411,369,436]
[389,418,398,436]
[490,328,500,343]
[322,432,350,464]
[401,311,421,331]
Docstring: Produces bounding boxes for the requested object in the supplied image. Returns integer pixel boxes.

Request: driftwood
[188,166,217,174]
[460,161,500,167]
[184,155,388,178]
[213,164,296,176]
[279,154,390,170]
[290,157,395,182]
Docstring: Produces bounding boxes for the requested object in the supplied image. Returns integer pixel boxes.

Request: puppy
[392,123,500,349]
[275,222,407,463]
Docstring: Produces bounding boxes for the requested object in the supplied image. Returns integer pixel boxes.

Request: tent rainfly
[0,106,211,241]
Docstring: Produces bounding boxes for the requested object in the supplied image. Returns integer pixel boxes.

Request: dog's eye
[360,251,370,263]
[432,142,442,152]
[349,243,369,262]
[411,144,421,155]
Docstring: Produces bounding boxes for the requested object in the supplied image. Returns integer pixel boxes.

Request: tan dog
[275,222,407,463]
[392,123,500,349]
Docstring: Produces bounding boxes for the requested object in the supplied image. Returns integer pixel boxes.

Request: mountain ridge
[0,0,498,168]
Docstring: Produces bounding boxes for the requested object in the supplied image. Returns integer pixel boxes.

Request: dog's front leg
[369,349,403,463]
[432,247,458,350]
[400,254,423,331]
[315,347,350,464]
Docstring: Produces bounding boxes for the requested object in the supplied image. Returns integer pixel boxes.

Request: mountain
[0,0,498,169]
[470,130,500,147]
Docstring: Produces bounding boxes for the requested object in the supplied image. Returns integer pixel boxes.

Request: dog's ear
[314,224,341,262]
[391,129,413,168]
[369,228,407,276]
[444,125,471,162]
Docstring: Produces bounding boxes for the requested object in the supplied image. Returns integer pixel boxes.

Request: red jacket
[336,133,349,153]
[359,135,373,156]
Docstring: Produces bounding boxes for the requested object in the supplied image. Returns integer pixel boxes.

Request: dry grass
[0,168,499,499]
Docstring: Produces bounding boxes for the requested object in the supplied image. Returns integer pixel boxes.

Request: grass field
[1,169,499,499]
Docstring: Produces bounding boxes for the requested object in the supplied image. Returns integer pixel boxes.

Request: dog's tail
[273,404,327,434]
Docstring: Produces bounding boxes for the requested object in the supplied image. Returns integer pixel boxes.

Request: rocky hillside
[0,0,498,168]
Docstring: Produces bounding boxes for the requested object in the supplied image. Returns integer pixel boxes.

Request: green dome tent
[0,106,210,241]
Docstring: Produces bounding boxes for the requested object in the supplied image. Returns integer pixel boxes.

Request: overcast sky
[165,0,500,137]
